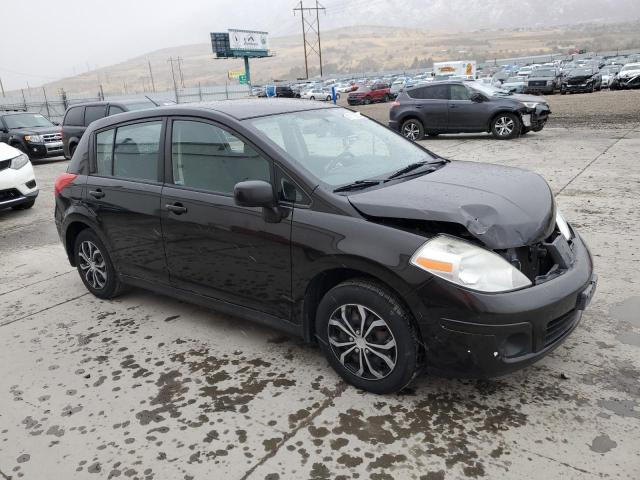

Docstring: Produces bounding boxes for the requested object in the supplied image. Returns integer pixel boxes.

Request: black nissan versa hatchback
[54,99,597,394]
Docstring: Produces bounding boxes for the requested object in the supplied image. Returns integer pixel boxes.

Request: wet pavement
[1,124,639,479]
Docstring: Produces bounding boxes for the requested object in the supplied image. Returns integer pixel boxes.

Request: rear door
[160,117,292,320]
[406,84,449,131]
[84,118,168,283]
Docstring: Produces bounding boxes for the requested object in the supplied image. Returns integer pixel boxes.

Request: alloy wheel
[494,116,515,137]
[78,240,107,290]
[327,304,397,380]
[402,122,421,141]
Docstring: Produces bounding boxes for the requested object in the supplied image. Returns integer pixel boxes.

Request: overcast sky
[1,0,638,91]
[0,0,302,91]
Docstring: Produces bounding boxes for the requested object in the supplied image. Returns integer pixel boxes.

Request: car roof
[88,99,339,130]
[0,110,43,116]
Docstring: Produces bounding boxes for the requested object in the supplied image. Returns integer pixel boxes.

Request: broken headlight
[556,210,573,241]
[410,235,532,293]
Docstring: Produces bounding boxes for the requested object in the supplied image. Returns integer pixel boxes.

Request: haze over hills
[4,19,640,100]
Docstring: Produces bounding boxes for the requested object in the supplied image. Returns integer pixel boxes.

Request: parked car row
[488,54,640,95]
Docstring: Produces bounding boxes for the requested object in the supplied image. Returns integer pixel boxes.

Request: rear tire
[491,112,520,140]
[74,229,125,300]
[315,279,422,394]
[383,94,390,102]
[69,143,77,158]
[401,119,424,141]
[364,97,371,105]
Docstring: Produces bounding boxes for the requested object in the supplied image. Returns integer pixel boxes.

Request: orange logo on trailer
[466,63,473,75]
[440,66,456,73]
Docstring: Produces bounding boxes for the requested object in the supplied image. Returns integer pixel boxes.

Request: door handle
[89,189,105,199]
[449,104,457,108]
[165,203,187,215]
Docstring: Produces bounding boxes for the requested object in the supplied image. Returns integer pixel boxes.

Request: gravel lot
[339,88,640,129]
[0,92,639,480]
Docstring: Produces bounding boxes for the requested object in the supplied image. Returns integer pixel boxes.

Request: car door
[406,84,449,131]
[62,106,85,152]
[160,117,292,320]
[447,84,489,131]
[84,118,168,283]
[0,117,9,144]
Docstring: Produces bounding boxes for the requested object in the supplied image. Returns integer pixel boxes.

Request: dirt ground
[339,88,640,129]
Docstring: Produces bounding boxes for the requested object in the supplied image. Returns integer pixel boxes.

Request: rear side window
[93,121,161,181]
[408,85,448,100]
[64,107,84,126]
[113,122,162,182]
[84,106,107,126]
[95,129,114,175]
[171,120,270,194]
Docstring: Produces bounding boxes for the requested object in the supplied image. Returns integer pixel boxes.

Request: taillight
[391,100,400,108]
[54,173,77,196]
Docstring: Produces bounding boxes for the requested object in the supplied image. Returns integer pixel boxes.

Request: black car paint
[0,113,62,159]
[388,81,550,135]
[55,99,595,378]
[561,68,602,93]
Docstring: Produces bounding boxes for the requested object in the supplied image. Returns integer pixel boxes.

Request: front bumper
[562,83,594,93]
[347,97,368,105]
[525,84,554,94]
[24,140,64,159]
[521,104,551,129]
[418,233,595,377]
[0,161,38,209]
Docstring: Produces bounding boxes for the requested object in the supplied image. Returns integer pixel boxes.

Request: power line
[293,1,326,78]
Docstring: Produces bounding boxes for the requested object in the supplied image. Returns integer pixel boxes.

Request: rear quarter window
[64,107,84,126]
[84,106,107,127]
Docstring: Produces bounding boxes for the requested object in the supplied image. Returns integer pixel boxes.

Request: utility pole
[148,60,156,92]
[293,1,326,79]
[176,57,185,88]
[0,77,4,97]
[168,57,179,103]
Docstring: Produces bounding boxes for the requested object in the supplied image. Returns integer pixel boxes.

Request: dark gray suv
[389,81,551,140]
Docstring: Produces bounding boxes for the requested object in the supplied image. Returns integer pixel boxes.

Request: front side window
[248,109,432,188]
[171,120,270,194]
[449,84,470,101]
[109,105,126,116]
[408,85,448,100]
[113,121,162,182]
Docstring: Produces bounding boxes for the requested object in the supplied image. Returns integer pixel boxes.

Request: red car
[347,83,391,105]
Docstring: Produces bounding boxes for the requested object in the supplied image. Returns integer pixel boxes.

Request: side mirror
[52,121,60,126]
[234,180,275,208]
[470,92,484,102]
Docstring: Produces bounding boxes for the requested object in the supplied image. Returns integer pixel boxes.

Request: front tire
[74,229,125,299]
[491,113,520,139]
[363,97,371,105]
[401,119,424,141]
[315,280,421,394]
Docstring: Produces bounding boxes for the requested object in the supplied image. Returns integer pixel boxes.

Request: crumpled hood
[348,161,556,249]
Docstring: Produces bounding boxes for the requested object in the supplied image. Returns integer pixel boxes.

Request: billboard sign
[228,29,269,52]
[228,69,244,79]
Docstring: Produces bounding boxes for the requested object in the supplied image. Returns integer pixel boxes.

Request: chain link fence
[0,84,251,123]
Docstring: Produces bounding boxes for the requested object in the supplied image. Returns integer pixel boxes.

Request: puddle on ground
[589,433,617,453]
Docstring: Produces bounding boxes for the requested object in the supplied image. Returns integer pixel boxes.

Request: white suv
[0,142,38,210]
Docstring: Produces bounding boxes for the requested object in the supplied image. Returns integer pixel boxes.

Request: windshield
[247,108,435,188]
[506,77,522,83]
[621,64,640,72]
[534,70,556,76]
[3,113,53,129]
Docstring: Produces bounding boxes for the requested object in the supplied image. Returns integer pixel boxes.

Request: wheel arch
[487,109,521,131]
[300,265,424,349]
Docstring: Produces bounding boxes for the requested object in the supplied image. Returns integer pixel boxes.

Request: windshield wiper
[386,159,447,181]
[333,179,383,193]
